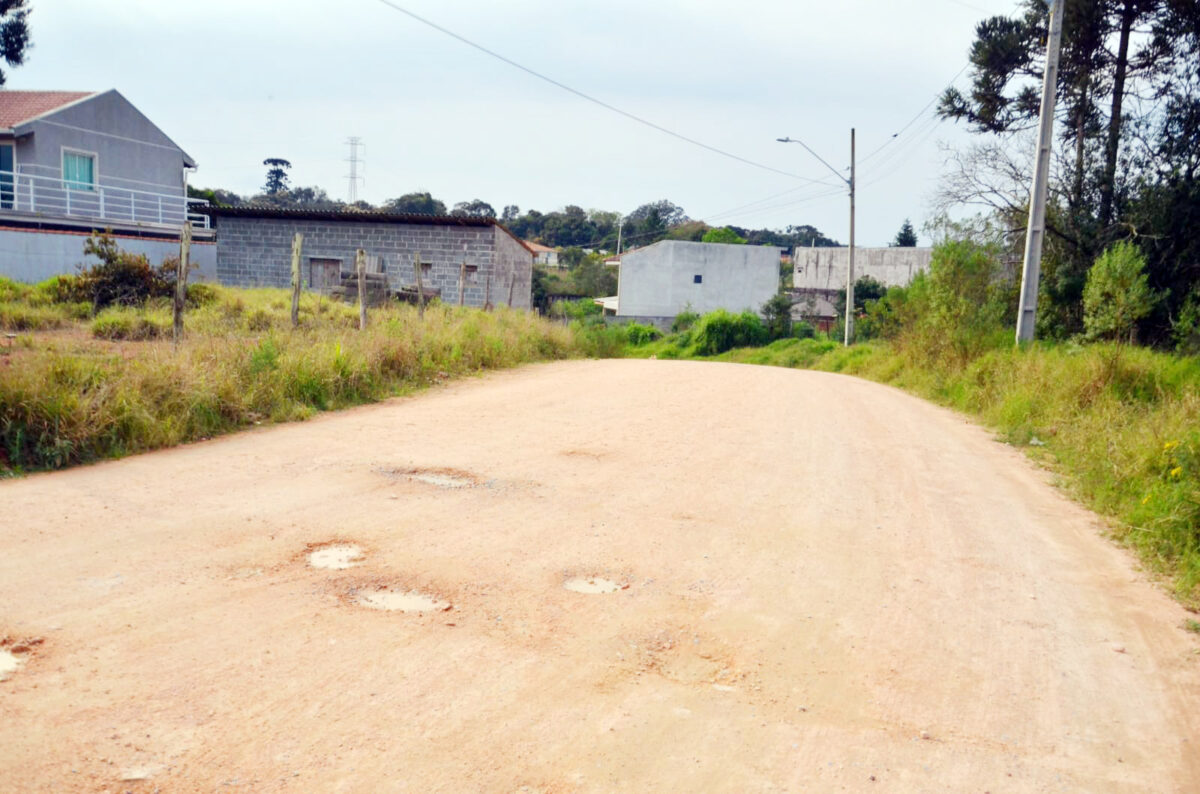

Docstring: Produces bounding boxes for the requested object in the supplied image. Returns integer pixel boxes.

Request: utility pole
[616,217,623,256]
[776,130,856,346]
[345,137,364,204]
[845,128,856,346]
[1016,0,1065,344]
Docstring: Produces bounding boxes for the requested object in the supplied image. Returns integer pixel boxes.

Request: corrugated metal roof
[198,205,533,254]
[0,90,96,130]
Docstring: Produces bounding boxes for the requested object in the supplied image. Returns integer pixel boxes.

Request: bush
[625,322,661,346]
[793,321,816,339]
[36,274,89,304]
[761,291,793,340]
[692,309,768,355]
[186,283,219,307]
[1083,240,1158,343]
[78,233,172,309]
[671,307,700,333]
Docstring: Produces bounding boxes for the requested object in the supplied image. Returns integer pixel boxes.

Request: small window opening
[693,274,703,284]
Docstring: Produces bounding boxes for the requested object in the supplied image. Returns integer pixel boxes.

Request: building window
[63,151,96,191]
[693,274,703,284]
[0,144,12,209]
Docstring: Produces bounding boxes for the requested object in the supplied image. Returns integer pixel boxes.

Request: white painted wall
[0,228,216,283]
[794,247,932,290]
[617,240,780,319]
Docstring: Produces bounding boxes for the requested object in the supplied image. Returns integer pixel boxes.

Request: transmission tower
[345,137,365,203]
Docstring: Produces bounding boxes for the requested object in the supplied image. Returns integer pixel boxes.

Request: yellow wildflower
[1169,466,1183,479]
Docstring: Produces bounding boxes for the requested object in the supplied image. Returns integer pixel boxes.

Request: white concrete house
[613,239,781,326]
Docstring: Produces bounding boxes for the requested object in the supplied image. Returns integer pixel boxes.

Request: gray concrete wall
[0,227,216,283]
[617,240,781,318]
[794,247,932,290]
[14,90,190,195]
[214,216,532,309]
[492,226,533,310]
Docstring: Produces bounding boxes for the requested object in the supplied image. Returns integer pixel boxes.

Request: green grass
[1,286,592,475]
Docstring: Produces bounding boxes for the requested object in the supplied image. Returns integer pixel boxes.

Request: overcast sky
[11,0,1019,246]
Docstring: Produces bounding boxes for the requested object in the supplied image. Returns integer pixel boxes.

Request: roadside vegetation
[619,238,1200,605]
[0,239,598,476]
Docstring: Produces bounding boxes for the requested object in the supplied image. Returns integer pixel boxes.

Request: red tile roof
[0,90,95,129]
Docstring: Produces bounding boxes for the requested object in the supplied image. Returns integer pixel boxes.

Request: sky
[8,0,1022,246]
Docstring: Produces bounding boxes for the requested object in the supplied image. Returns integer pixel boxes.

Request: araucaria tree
[0,0,31,86]
[937,0,1200,344]
[262,158,291,195]
[892,219,918,247]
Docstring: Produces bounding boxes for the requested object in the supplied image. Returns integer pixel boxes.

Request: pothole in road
[356,588,452,613]
[383,467,479,489]
[0,636,42,681]
[0,649,21,681]
[564,577,625,594]
[307,544,365,570]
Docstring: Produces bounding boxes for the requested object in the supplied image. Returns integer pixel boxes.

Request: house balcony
[0,169,213,238]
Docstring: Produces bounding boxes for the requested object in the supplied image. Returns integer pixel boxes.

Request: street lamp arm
[776,136,850,186]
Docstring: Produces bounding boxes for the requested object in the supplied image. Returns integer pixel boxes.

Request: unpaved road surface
[2,359,1198,792]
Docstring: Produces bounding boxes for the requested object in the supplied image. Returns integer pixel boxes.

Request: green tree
[1082,240,1158,343]
[0,0,30,86]
[761,291,793,340]
[892,219,918,247]
[383,192,447,215]
[451,199,496,218]
[262,158,291,195]
[701,226,748,245]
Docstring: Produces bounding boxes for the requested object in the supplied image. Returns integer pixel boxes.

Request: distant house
[794,247,932,291]
[612,240,781,328]
[525,241,559,267]
[0,89,214,282]
[198,206,534,310]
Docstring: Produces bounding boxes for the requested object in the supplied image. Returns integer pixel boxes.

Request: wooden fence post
[458,259,466,307]
[412,251,426,317]
[290,232,304,328]
[356,248,368,330]
[485,273,492,311]
[173,222,191,344]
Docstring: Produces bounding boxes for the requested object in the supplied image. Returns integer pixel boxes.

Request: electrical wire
[368,0,839,187]
[858,62,970,165]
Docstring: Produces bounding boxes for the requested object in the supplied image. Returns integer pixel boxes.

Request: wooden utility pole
[1016,0,1065,344]
[412,252,426,317]
[458,260,466,306]
[173,223,191,344]
[355,248,368,330]
[845,128,856,346]
[290,232,304,328]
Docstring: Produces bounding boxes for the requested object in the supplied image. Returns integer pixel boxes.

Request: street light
[777,132,856,345]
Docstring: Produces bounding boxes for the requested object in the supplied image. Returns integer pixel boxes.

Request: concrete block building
[794,247,933,291]
[200,206,534,310]
[614,240,781,327]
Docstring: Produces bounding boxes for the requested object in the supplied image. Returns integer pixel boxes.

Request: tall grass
[1,286,589,474]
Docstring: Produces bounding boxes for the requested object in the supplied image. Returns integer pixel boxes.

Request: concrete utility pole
[1016,0,1065,344]
[776,130,856,346]
[345,137,364,204]
[845,128,856,346]
[616,218,623,256]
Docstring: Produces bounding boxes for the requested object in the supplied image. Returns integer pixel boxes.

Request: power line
[858,62,970,165]
[368,0,839,187]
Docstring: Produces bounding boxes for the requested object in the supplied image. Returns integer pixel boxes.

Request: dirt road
[1,359,1197,792]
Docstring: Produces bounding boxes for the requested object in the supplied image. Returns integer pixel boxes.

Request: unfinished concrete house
[198,206,534,309]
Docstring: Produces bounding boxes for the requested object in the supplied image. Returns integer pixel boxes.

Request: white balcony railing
[0,169,210,230]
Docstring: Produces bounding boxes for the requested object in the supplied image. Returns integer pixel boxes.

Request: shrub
[36,274,89,304]
[671,306,700,333]
[761,291,793,340]
[186,283,219,307]
[625,322,661,346]
[693,309,768,355]
[793,321,816,339]
[78,233,172,309]
[1083,241,1159,343]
